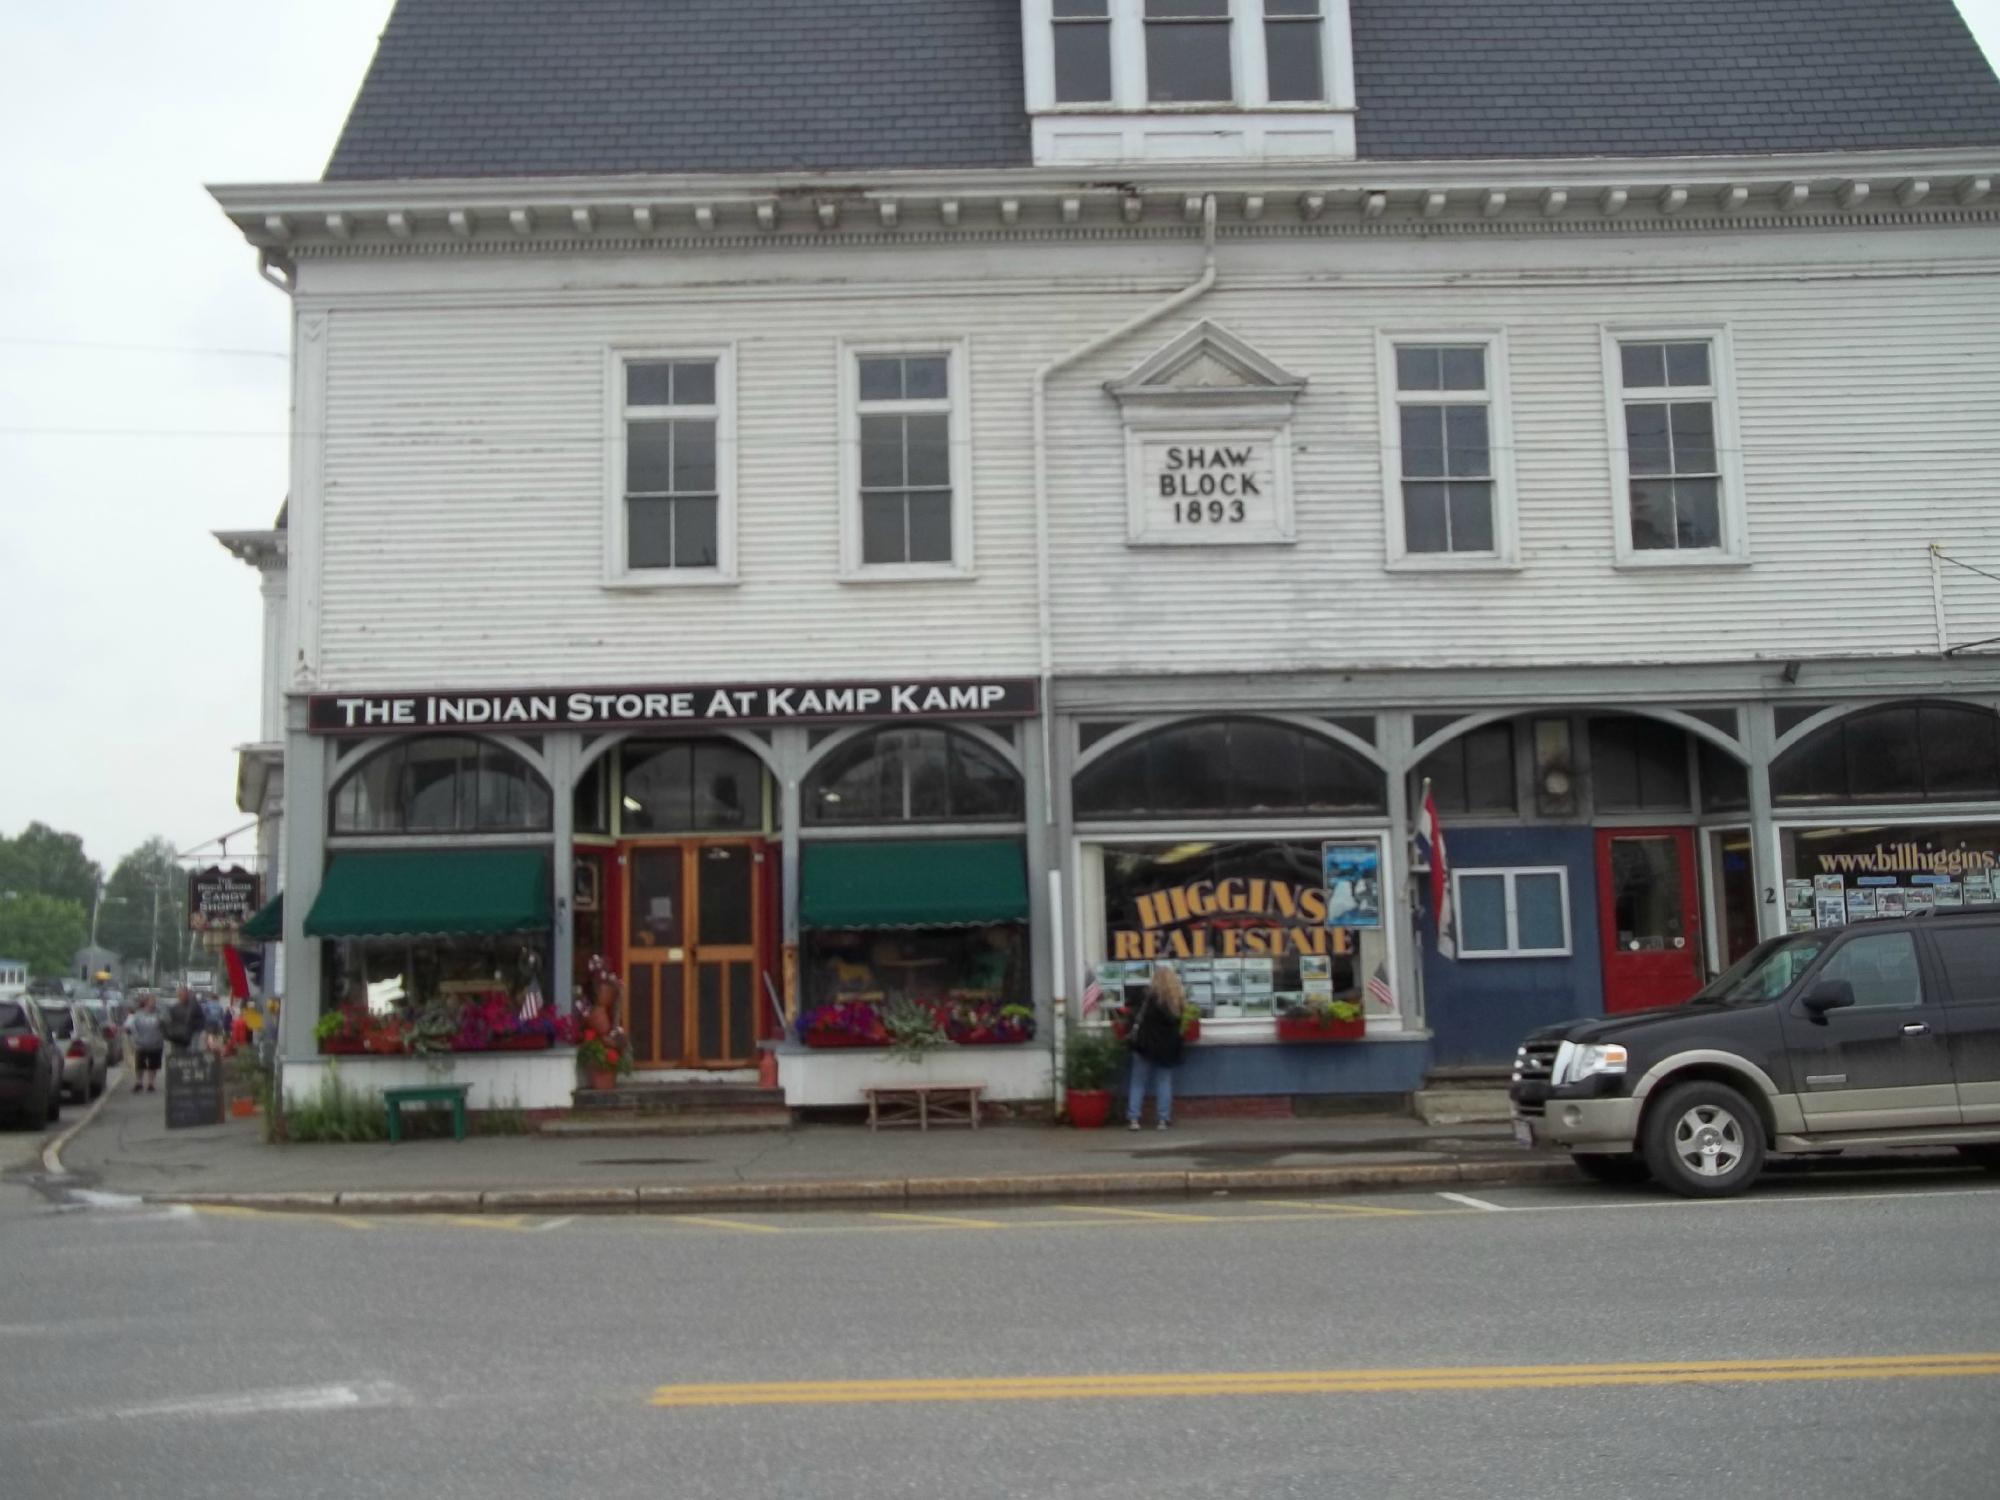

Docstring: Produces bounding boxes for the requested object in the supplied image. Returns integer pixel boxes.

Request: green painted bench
[383,1083,473,1143]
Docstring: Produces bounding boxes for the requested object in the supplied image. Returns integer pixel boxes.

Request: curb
[145,1154,1581,1215]
[43,1066,124,1178]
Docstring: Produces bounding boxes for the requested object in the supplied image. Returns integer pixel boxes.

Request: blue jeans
[1127,1054,1174,1125]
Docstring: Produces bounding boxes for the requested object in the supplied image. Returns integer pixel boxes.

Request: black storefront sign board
[308,677,1039,735]
[189,865,262,933]
[164,1053,225,1130]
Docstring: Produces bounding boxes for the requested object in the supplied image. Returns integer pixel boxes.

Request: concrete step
[539,1112,792,1138]
[1412,1087,1515,1126]
[572,1085,787,1115]
[1424,1064,1515,1085]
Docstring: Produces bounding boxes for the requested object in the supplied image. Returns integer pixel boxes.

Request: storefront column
[1742,702,1782,941]
[1021,716,1054,1020]
[1050,709,1080,1022]
[278,709,328,1065]
[547,733,578,1008]
[773,726,808,1011]
[1380,711,1422,1031]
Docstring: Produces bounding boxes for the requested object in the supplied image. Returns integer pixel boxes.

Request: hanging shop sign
[188,866,262,934]
[308,677,1039,735]
[1109,877,1352,961]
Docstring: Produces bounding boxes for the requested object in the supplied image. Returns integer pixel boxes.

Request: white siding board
[299,230,2000,689]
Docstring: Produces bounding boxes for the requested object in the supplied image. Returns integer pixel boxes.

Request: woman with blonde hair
[1125,964,1187,1130]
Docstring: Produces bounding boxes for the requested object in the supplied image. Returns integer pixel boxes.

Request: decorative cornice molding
[210,149,2000,260]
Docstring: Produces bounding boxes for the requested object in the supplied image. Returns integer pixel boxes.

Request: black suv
[1,997,62,1128]
[1511,910,2000,1196]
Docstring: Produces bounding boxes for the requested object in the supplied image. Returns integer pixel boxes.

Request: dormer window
[1025,0,1354,164]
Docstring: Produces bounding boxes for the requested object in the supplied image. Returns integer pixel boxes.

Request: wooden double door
[624,841,764,1069]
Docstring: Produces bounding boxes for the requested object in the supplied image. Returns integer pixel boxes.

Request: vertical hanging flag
[1365,961,1395,1014]
[1080,974,1104,1018]
[1418,779,1457,959]
[222,945,251,1002]
[518,979,545,1024]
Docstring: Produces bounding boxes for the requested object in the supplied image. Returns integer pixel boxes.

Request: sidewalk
[57,1082,1571,1212]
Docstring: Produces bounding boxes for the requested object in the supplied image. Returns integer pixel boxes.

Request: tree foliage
[97,837,192,968]
[0,823,102,911]
[0,892,89,978]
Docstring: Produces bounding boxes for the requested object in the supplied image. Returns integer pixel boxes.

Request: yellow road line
[1249,1199,1424,1217]
[651,1354,2000,1408]
[441,1215,534,1233]
[1055,1204,1218,1223]
[870,1211,1009,1230]
[190,1205,374,1232]
[674,1215,787,1234]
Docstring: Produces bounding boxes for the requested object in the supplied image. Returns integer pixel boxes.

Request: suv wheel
[1573,1152,1651,1185]
[1958,1144,2000,1172]
[1642,1081,1765,1198]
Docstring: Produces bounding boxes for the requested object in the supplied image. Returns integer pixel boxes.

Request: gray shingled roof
[324,0,2000,181]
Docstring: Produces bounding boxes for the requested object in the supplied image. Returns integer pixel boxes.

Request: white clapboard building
[213,0,2000,1113]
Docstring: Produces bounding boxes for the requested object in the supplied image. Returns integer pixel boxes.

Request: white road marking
[1437,1192,1508,1212]
[33,1382,407,1427]
[42,1067,124,1177]
[534,1216,576,1233]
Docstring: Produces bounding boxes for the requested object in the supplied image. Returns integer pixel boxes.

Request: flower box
[318,1039,367,1055]
[802,1027,889,1050]
[1275,1014,1366,1043]
[482,1034,553,1052]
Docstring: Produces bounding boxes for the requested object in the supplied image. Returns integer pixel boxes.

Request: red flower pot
[585,1068,619,1092]
[1067,1088,1114,1129]
[1275,1014,1366,1043]
[1183,1017,1202,1043]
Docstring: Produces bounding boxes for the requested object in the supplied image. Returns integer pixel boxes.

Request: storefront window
[1697,738,1750,814]
[1773,703,2000,806]
[619,739,764,834]
[1782,820,2000,927]
[320,935,559,1052]
[574,756,610,834]
[805,727,1022,824]
[800,924,1031,1045]
[1082,838,1396,1024]
[1075,719,1385,820]
[1590,717,1690,812]
[331,736,550,834]
[1418,722,1516,815]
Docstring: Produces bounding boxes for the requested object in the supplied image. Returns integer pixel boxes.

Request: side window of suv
[1814,931,1925,1010]
[1927,923,2000,1005]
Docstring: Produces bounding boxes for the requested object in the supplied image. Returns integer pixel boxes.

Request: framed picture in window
[573,860,601,913]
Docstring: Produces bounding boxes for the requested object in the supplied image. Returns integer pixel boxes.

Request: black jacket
[1128,990,1185,1068]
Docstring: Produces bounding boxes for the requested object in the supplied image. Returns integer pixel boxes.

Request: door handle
[1903,1023,1929,1036]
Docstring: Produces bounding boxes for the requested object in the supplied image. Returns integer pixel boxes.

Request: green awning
[241,894,283,942]
[800,839,1028,930]
[305,849,550,940]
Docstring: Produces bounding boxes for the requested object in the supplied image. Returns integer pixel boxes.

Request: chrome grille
[1513,1040,1559,1085]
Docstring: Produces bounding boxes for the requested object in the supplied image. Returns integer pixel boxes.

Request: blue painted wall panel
[1130,1039,1431,1097]
[1422,825,1603,1066]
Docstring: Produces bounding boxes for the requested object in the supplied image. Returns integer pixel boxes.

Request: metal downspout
[1031,194,1219,1111]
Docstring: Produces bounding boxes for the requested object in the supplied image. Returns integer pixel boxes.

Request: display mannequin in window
[1125,965,1187,1130]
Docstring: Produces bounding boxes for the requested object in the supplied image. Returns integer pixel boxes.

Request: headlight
[1553,1041,1628,1087]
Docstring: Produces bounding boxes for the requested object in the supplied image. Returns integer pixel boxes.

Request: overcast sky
[2,2,1998,879]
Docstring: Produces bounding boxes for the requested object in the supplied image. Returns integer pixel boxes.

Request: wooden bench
[865,1083,983,1132]
[383,1083,473,1143]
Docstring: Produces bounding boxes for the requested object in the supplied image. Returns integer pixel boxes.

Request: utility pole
[149,879,162,985]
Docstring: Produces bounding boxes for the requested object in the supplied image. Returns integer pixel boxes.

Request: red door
[1596,828,1702,1014]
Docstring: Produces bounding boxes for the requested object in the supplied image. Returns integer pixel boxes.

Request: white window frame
[1453,866,1573,959]
[1376,330,1520,571]
[1601,325,1749,569]
[1027,0,1351,111]
[837,339,975,582]
[602,345,737,589]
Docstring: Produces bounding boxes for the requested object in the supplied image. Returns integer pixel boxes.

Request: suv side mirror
[1802,980,1856,1019]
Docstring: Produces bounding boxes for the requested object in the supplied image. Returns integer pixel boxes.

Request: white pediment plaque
[1107,322,1305,548]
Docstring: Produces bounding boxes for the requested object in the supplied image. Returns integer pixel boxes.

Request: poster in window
[1845,888,1877,922]
[573,860,600,913]
[1321,843,1382,928]
[1783,879,1814,926]
[1876,888,1907,919]
[1812,873,1845,900]
[1934,882,1965,910]
[1815,896,1846,928]
[1966,871,1996,904]
[1904,887,1935,916]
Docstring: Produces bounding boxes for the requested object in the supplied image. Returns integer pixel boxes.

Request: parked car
[0,998,61,1127]
[35,1002,109,1103]
[78,998,125,1066]
[1512,909,2000,1197]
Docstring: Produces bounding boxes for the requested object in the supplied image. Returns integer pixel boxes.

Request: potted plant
[1181,1005,1202,1044]
[314,1004,367,1055]
[1063,1028,1124,1129]
[1275,997,1365,1042]
[798,998,890,1048]
[576,1024,632,1091]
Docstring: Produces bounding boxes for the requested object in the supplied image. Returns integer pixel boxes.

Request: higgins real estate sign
[308,678,1039,734]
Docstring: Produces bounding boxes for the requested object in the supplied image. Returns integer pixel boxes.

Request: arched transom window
[332,736,550,834]
[806,728,1023,825]
[1076,718,1385,819]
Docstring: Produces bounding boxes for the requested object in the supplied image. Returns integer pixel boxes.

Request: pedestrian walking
[164,987,205,1057]
[126,993,166,1092]
[1125,964,1187,1130]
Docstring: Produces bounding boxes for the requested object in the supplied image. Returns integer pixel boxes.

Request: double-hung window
[1455,867,1572,958]
[1145,0,1233,102]
[1379,333,1516,567]
[1606,330,1745,563]
[1041,1,1341,109]
[1054,0,1114,102]
[609,351,734,583]
[1263,0,1325,101]
[842,346,972,578]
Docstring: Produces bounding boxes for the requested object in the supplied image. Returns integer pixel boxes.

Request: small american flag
[1080,975,1104,1018]
[518,980,544,1024]
[1365,962,1395,1014]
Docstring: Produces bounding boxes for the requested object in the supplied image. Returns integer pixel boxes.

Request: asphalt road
[1,1164,1997,1499]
